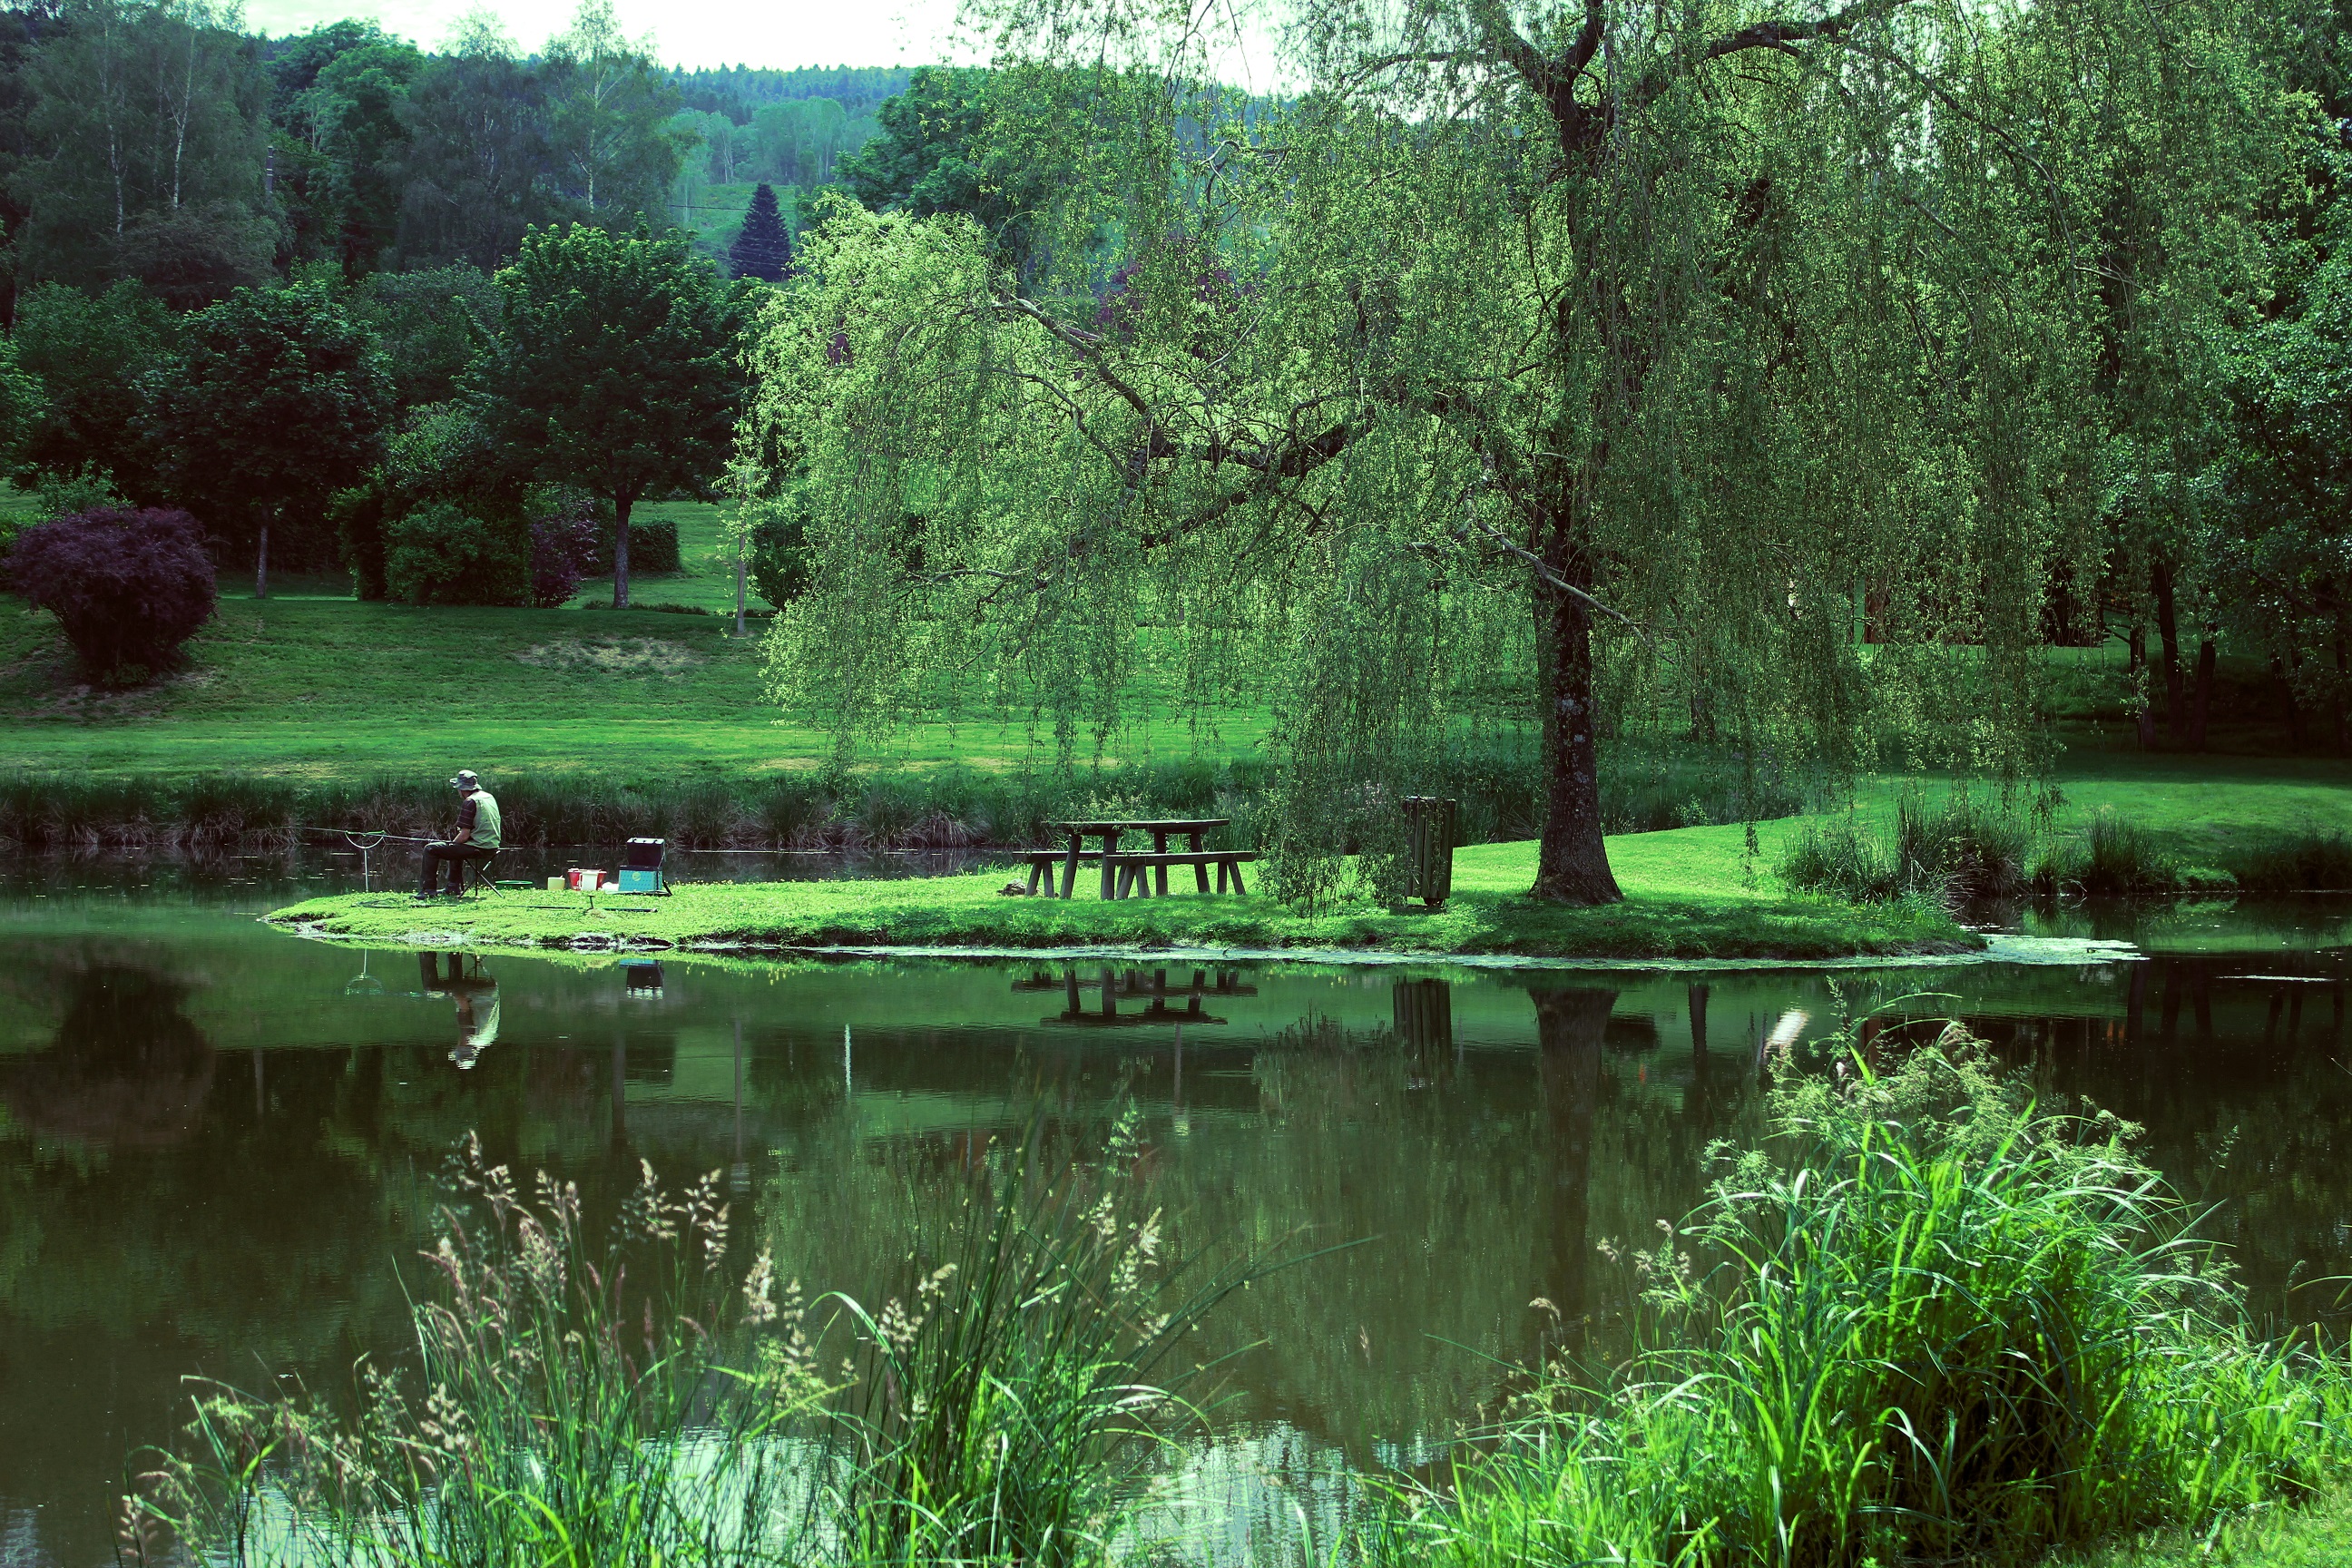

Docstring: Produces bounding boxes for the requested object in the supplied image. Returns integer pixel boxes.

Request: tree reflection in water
[4,965,215,1147]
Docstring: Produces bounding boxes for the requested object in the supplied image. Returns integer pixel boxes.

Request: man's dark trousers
[420,843,496,895]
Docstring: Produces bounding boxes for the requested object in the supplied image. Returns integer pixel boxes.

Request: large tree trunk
[1532,573,1622,905]
[2189,634,2216,751]
[2152,559,2182,743]
[612,493,633,610]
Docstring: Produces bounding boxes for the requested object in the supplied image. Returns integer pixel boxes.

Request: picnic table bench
[1022,818,1258,899]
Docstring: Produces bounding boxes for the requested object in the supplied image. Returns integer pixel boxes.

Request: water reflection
[418,953,501,1070]
[0,898,2347,1566]
[5,964,217,1147]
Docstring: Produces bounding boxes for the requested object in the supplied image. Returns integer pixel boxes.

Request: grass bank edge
[263,834,1982,962]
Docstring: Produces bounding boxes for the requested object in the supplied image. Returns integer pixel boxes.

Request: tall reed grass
[1384,1033,2352,1568]
[144,1136,823,1567]
[0,741,1804,852]
[2231,829,2352,894]
[140,1115,1258,1568]
[2072,808,2181,897]
[1778,787,2038,905]
[819,1107,1262,1565]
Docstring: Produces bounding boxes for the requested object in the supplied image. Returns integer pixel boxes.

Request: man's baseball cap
[450,769,480,789]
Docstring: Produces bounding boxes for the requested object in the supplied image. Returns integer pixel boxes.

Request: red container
[566,868,607,891]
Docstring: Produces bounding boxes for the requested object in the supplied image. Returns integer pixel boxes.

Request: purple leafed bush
[10,507,217,681]
[529,503,600,608]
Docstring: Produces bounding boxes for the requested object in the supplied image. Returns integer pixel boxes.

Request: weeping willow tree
[749,0,2287,905]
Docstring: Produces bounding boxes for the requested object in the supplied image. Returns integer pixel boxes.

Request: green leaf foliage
[474,220,752,606]
[757,0,2305,906]
[140,281,396,579]
[12,280,178,491]
[384,500,530,606]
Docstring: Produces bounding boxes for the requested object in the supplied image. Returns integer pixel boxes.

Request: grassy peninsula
[265,828,1979,961]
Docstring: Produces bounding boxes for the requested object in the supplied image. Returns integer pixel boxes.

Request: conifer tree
[729,183,794,281]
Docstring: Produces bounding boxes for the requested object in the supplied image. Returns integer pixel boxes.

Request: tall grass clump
[145,1134,827,1567]
[818,1107,1259,1565]
[1389,1032,2352,1568]
[1780,788,2037,905]
[2068,808,2183,897]
[142,1114,1252,1568]
[2230,829,2352,893]
[1776,813,1900,902]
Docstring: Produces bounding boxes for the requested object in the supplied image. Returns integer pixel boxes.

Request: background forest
[0,0,2344,905]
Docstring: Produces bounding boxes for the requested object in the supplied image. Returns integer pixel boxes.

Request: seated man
[417,769,503,897]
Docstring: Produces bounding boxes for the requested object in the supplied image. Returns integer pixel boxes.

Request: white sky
[237,0,974,70]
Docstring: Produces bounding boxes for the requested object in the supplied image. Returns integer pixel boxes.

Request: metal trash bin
[1402,796,1457,907]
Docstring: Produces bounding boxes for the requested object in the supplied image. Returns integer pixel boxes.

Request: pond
[2,855,2348,1565]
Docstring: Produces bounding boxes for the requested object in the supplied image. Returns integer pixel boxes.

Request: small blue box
[619,838,666,894]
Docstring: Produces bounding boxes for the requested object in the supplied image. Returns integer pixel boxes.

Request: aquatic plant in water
[137,1112,1250,1568]
[144,1136,828,1566]
[1387,1029,2352,1567]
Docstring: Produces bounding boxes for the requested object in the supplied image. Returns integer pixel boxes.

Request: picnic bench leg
[1026,859,1044,895]
[1061,834,1081,899]
[1191,830,1210,892]
[1217,860,1229,894]
[1100,836,1117,900]
[1152,829,1170,897]
[1229,858,1248,896]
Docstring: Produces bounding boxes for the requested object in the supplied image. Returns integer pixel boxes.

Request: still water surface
[2,856,2349,1566]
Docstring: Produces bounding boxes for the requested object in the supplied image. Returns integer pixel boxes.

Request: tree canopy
[475,221,752,607]
[730,182,794,280]
[754,0,2302,905]
[140,281,394,596]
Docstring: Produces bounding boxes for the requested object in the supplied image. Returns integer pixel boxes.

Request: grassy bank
[1778,765,2352,901]
[265,829,1978,961]
[0,744,1794,851]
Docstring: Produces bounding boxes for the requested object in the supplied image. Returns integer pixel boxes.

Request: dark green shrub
[328,483,391,599]
[750,510,811,606]
[385,502,530,606]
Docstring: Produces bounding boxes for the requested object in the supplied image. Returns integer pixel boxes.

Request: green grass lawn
[2056,1492,2352,1567]
[0,502,1274,778]
[268,828,1977,961]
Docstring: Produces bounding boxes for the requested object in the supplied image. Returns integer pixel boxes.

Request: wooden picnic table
[1045,818,1232,900]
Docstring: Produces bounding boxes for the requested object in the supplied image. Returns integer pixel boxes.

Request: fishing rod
[296,826,437,845]
[295,825,438,889]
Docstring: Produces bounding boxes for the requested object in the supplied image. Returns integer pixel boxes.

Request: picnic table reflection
[1017,965,1256,1027]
